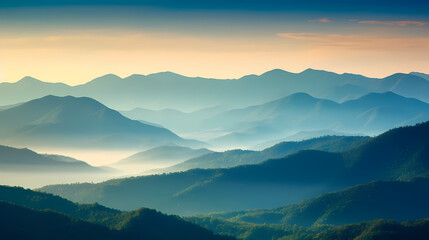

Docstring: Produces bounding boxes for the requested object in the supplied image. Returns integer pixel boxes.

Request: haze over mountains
[0,145,101,172]
[0,144,121,188]
[40,121,429,215]
[162,91,428,148]
[2,68,429,240]
[2,69,429,112]
[146,136,369,174]
[112,146,212,172]
[2,69,429,150]
[0,95,202,151]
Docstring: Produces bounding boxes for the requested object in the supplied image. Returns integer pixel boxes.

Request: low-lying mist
[0,171,124,189]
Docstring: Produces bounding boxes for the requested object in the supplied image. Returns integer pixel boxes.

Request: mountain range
[39,121,429,215]
[2,69,429,112]
[3,68,429,240]
[201,91,429,147]
[121,91,429,149]
[2,70,429,150]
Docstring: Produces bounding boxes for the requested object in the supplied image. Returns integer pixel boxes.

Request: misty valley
[1,68,429,240]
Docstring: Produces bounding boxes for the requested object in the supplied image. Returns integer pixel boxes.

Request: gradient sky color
[0,1,428,84]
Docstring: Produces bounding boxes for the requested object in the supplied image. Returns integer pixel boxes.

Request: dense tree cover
[188,216,429,240]
[188,215,318,240]
[118,207,234,240]
[0,185,127,226]
[313,219,429,240]
[40,121,429,215]
[206,178,429,226]
[0,185,234,240]
[0,201,118,240]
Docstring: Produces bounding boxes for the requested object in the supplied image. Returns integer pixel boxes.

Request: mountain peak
[16,76,42,84]
[259,69,294,78]
[147,71,187,79]
[273,92,320,106]
[410,72,429,81]
[84,74,122,86]
[354,91,402,101]
[383,73,427,82]
[24,95,106,113]
[101,73,121,79]
[299,68,338,76]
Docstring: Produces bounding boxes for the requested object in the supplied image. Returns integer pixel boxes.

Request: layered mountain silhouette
[0,76,70,106]
[2,69,429,111]
[0,95,202,150]
[205,92,429,147]
[146,136,369,174]
[40,121,429,215]
[121,105,227,134]
[375,73,429,103]
[0,185,233,240]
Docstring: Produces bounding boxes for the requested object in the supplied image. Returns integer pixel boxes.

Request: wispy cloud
[308,18,333,23]
[358,20,429,27]
[277,32,429,50]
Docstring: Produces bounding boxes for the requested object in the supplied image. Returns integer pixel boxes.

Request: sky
[0,0,428,85]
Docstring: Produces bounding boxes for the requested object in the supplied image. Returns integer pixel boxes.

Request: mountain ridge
[2,69,429,111]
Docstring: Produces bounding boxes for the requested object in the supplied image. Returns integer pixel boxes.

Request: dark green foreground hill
[0,201,117,240]
[0,185,234,240]
[202,178,429,227]
[2,185,428,240]
[187,216,429,240]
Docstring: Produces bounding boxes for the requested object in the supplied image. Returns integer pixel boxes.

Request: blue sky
[0,1,428,84]
[2,0,428,14]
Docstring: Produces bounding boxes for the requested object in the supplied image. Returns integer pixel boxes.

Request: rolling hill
[189,216,429,240]
[208,178,429,226]
[40,121,429,215]
[0,95,201,150]
[0,201,118,240]
[0,185,234,240]
[5,184,427,240]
